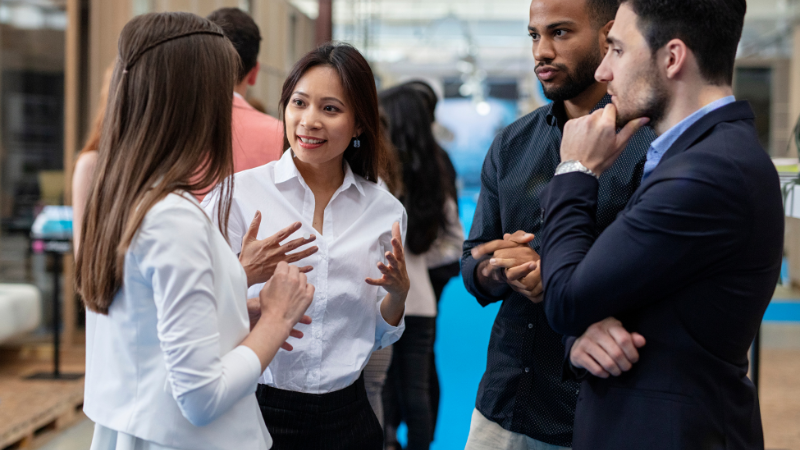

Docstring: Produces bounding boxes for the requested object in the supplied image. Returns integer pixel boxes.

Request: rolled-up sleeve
[134,202,260,427]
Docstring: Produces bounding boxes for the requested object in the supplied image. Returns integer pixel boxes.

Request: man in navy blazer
[538,1,784,449]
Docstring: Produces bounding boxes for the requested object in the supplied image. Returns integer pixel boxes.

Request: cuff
[561,336,589,382]
[375,298,406,349]
[461,255,509,307]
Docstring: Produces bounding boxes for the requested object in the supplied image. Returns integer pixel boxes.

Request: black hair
[588,0,621,27]
[402,80,438,122]
[379,85,451,255]
[207,7,261,83]
[623,0,746,86]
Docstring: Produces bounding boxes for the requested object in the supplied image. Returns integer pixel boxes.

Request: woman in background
[203,43,409,450]
[77,12,314,450]
[379,85,464,450]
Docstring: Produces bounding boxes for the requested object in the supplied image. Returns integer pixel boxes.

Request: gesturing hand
[365,222,410,301]
[246,297,312,351]
[560,104,649,176]
[239,211,319,287]
[259,262,315,343]
[570,317,646,378]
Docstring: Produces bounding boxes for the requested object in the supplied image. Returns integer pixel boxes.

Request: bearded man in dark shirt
[461,0,656,448]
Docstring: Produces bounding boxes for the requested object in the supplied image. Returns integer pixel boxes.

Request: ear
[599,20,614,54]
[662,38,688,80]
[353,125,363,138]
[246,62,260,86]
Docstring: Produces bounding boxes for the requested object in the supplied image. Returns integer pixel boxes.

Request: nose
[533,36,555,63]
[595,51,613,84]
[299,107,322,130]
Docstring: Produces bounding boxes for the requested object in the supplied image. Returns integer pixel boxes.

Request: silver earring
[353,138,361,148]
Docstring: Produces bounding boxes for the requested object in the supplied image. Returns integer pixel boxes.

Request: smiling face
[528,0,606,102]
[595,3,669,128]
[284,65,361,167]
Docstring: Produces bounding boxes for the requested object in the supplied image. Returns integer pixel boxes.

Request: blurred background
[0,0,798,449]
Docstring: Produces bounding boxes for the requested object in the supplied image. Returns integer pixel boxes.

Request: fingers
[391,222,405,262]
[596,333,633,374]
[504,262,538,281]
[385,251,400,269]
[632,332,646,348]
[298,265,314,273]
[586,337,624,376]
[288,328,304,339]
[285,246,319,263]
[281,342,293,351]
[280,235,317,253]
[471,239,518,259]
[273,261,289,276]
[298,315,312,325]
[616,117,650,151]
[271,221,303,244]
[504,230,535,245]
[243,211,262,244]
[571,341,611,378]
[365,277,387,286]
[608,324,641,364]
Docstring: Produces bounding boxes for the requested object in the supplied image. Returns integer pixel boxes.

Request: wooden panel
[787,216,800,290]
[791,24,800,157]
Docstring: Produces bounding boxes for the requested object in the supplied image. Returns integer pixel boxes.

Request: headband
[125,30,225,71]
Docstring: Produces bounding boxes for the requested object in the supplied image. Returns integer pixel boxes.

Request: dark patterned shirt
[461,95,655,446]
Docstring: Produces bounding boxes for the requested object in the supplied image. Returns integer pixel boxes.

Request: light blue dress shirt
[642,96,736,180]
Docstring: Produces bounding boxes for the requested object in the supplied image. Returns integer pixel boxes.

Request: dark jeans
[383,316,436,450]
[257,374,383,450]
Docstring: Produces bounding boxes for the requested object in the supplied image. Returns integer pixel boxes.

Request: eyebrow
[528,20,577,33]
[606,35,621,46]
[293,90,345,106]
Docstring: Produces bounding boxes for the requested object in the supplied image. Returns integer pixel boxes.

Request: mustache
[536,62,569,71]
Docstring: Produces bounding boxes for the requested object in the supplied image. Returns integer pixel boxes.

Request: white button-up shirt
[203,151,406,394]
[84,192,270,450]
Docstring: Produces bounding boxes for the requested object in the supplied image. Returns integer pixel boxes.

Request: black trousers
[383,316,437,450]
[256,374,383,450]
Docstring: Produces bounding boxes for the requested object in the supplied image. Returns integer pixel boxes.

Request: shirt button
[528,323,533,329]
[524,367,530,373]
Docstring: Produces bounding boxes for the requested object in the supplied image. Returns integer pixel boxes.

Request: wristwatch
[555,160,599,179]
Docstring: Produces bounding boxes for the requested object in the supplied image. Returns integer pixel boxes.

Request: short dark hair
[623,0,746,85]
[587,0,620,27]
[207,8,261,82]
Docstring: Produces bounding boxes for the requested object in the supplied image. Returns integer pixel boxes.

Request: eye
[554,29,567,37]
[323,105,340,113]
[292,98,305,107]
[529,32,539,41]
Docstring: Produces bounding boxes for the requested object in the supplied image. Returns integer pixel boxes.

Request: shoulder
[143,193,212,234]
[495,105,552,145]
[231,161,280,190]
[358,176,406,217]
[73,151,99,178]
[236,107,283,132]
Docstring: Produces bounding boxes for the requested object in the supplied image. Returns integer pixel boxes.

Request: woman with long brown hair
[203,43,410,449]
[77,12,313,450]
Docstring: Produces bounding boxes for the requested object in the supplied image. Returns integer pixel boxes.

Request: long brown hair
[81,64,114,154]
[76,12,238,314]
[279,43,399,193]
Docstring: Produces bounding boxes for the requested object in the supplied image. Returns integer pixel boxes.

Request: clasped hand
[239,211,319,287]
[560,103,649,176]
[471,231,543,303]
[570,317,646,378]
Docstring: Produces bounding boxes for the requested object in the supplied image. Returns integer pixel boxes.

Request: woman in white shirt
[76,12,314,450]
[203,43,410,450]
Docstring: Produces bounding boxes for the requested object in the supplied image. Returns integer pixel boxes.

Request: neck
[234,81,248,98]
[655,83,733,135]
[293,153,346,194]
[564,81,608,119]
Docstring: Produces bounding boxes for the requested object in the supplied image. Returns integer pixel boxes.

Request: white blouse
[203,151,407,394]
[84,192,270,450]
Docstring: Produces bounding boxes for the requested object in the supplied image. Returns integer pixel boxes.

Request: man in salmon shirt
[208,7,284,173]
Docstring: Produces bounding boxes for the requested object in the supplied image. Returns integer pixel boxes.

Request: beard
[614,60,669,129]
[539,45,604,102]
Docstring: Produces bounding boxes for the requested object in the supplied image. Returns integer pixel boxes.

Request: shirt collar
[643,95,736,179]
[233,91,245,100]
[545,94,613,129]
[273,150,366,197]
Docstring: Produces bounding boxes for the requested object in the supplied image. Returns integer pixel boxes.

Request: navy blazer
[539,101,784,450]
